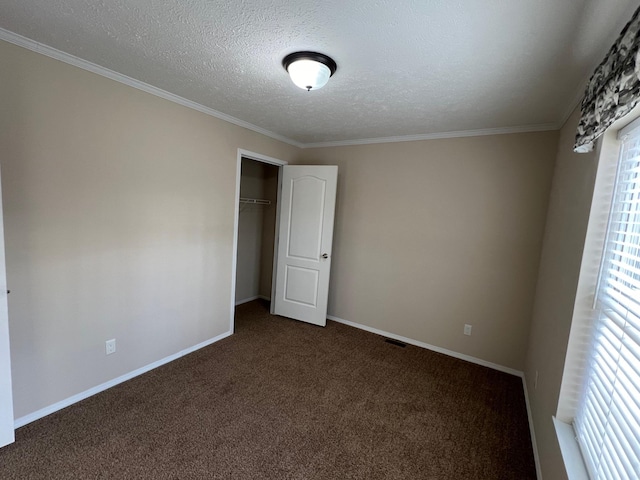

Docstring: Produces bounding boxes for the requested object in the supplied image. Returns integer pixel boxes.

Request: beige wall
[523,107,599,480]
[0,39,300,418]
[299,132,558,370]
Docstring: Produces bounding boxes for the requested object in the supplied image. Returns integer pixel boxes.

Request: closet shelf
[239,197,271,206]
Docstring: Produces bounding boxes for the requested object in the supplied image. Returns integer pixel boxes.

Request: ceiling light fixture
[282,52,337,91]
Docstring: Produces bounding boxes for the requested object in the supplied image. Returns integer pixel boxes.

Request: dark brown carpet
[0,300,536,479]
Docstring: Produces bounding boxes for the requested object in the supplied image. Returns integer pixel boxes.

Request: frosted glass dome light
[288,60,331,91]
[283,52,337,91]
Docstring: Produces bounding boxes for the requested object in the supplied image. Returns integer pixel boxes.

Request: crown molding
[301,123,560,149]
[0,28,561,151]
[558,56,593,130]
[559,84,585,130]
[0,28,304,149]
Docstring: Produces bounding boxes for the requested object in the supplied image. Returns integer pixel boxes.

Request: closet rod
[239,197,271,206]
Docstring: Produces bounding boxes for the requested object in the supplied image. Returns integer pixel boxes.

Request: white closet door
[0,167,14,448]
[273,165,337,327]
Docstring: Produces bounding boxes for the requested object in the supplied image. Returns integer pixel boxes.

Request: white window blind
[574,128,640,479]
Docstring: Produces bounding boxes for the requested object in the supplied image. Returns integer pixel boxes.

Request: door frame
[230,149,288,333]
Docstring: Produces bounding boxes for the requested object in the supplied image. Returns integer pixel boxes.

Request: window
[574,125,640,479]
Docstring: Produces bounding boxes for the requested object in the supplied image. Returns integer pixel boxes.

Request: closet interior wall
[235,158,279,304]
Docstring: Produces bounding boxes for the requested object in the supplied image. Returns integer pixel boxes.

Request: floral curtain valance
[575,7,640,153]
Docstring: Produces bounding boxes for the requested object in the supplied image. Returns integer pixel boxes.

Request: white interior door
[273,165,338,326]
[0,169,14,448]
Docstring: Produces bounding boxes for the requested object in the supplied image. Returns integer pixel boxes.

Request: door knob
[321,253,329,259]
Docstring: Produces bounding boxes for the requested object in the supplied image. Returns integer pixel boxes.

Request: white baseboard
[14,330,232,428]
[522,375,543,480]
[326,315,524,377]
[235,295,260,306]
[235,295,270,306]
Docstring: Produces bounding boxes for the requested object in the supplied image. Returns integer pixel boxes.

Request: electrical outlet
[464,324,472,336]
[535,370,539,390]
[105,339,116,355]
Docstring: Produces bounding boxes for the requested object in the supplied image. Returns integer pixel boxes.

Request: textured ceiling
[0,0,638,146]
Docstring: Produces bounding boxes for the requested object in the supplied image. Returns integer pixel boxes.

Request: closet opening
[231,150,287,332]
[231,149,337,330]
